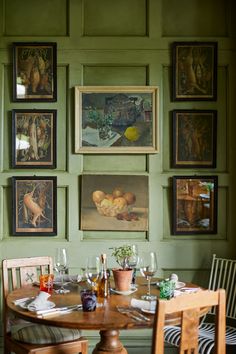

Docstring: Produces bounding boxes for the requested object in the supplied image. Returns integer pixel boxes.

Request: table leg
[92,330,128,354]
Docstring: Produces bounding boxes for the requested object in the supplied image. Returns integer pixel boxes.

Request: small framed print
[13,42,57,102]
[172,110,217,168]
[172,41,217,101]
[75,86,159,154]
[12,109,57,169]
[172,175,218,235]
[12,176,57,236]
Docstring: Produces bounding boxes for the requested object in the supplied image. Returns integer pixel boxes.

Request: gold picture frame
[75,86,159,154]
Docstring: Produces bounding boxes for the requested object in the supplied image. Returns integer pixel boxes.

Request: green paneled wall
[0,0,235,353]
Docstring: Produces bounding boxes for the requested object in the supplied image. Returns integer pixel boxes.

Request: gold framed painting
[75,86,159,154]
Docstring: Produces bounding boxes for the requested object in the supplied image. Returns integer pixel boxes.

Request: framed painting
[172,42,217,101]
[13,42,57,102]
[80,174,149,231]
[12,109,57,168]
[172,176,218,235]
[172,110,217,168]
[75,86,159,153]
[12,176,57,236]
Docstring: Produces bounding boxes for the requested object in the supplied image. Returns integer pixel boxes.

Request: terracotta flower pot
[112,268,133,291]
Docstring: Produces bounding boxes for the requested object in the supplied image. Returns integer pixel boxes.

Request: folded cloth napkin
[27,291,51,311]
[130,298,156,312]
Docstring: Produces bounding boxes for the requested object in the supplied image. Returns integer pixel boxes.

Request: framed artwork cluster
[171,41,218,235]
[11,42,58,236]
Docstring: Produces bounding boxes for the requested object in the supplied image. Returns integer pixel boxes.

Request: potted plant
[111,245,135,291]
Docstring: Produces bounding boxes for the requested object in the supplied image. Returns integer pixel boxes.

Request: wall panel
[82,0,148,37]
[161,0,227,37]
[4,0,69,36]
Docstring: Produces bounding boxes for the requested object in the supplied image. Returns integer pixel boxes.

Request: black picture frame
[12,109,57,169]
[13,42,57,102]
[172,175,218,235]
[172,109,217,168]
[12,176,57,236]
[172,41,217,101]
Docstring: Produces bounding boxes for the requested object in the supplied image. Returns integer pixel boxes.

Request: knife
[36,304,82,315]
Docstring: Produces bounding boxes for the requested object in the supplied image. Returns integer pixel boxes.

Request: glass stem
[60,271,64,290]
[147,277,151,296]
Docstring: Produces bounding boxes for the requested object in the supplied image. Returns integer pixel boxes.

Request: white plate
[110,287,138,296]
[175,282,186,289]
[156,281,186,289]
[141,308,155,314]
[19,299,56,311]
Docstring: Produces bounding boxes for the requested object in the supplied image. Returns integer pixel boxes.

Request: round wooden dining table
[6,278,205,354]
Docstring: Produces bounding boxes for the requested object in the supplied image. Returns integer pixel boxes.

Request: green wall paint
[0,0,235,352]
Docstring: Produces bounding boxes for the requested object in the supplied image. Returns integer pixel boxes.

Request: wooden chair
[152,289,226,354]
[2,256,88,354]
[164,254,236,353]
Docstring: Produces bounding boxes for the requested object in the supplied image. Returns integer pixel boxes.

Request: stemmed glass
[85,255,101,292]
[139,251,158,300]
[54,248,70,294]
[127,244,139,286]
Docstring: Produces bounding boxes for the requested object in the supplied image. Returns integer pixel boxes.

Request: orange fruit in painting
[112,187,123,198]
[92,190,105,203]
[123,192,136,205]
[113,197,127,209]
[105,194,114,202]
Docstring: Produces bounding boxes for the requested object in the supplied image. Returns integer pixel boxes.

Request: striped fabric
[11,324,82,344]
[164,324,236,354]
[164,254,236,354]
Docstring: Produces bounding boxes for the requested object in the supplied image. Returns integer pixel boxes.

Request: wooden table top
[6,278,206,331]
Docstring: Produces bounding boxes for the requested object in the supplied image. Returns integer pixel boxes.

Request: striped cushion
[11,324,82,344]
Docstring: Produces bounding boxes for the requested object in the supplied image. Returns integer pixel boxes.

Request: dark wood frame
[172,109,217,168]
[172,41,217,101]
[13,42,57,102]
[12,176,57,236]
[12,109,57,169]
[172,175,218,235]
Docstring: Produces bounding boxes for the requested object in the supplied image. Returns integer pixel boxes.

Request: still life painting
[12,109,56,168]
[172,176,218,235]
[13,42,57,102]
[75,86,158,153]
[172,109,217,168]
[80,174,148,231]
[12,176,57,236]
[172,42,217,101]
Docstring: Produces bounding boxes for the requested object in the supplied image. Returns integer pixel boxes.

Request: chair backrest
[2,256,53,334]
[152,289,226,354]
[208,254,236,320]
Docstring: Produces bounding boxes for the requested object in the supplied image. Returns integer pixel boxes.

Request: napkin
[27,291,51,311]
[130,298,156,312]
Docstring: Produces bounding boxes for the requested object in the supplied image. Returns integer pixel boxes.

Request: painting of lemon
[124,126,140,142]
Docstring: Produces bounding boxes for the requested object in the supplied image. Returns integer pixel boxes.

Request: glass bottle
[97,253,109,298]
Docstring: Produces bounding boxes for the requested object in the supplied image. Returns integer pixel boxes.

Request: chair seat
[164,323,236,353]
[11,323,82,344]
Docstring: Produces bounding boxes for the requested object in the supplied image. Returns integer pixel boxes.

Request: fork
[116,306,151,322]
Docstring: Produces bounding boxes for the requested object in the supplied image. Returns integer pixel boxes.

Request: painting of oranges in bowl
[81,175,148,231]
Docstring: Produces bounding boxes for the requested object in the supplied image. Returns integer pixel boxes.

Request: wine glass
[127,244,139,286]
[54,248,70,294]
[85,255,101,292]
[139,251,158,300]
